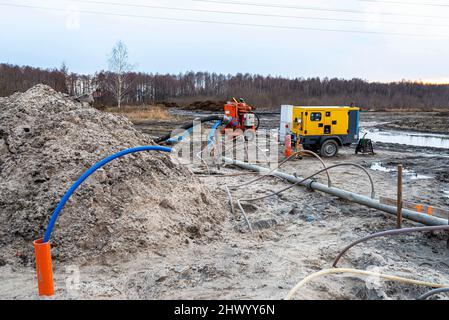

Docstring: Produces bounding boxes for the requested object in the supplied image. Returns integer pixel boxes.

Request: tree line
[0,63,67,96]
[1,62,449,110]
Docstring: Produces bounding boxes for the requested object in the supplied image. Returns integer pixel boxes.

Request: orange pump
[223,98,259,134]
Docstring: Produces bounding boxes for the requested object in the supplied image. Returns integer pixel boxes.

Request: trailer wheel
[320,140,339,157]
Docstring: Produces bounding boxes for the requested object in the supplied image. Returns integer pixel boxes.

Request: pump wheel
[320,140,339,157]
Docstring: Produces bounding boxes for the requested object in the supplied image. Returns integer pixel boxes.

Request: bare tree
[106,41,134,108]
[60,62,69,77]
[60,62,71,95]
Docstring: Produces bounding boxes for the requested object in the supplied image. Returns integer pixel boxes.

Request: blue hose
[165,127,194,144]
[43,146,172,243]
[208,121,222,150]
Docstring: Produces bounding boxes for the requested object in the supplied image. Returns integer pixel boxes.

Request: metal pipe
[293,163,376,199]
[222,157,449,227]
[296,150,331,187]
[235,163,376,233]
[230,150,331,189]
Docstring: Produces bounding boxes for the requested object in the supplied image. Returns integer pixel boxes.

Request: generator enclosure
[279,105,294,142]
[280,105,360,149]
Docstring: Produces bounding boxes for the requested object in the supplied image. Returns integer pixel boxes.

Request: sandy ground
[1,111,449,300]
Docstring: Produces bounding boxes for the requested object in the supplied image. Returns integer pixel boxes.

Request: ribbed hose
[195,121,223,174]
[229,150,331,189]
[208,121,222,149]
[234,162,376,232]
[292,163,375,198]
[286,268,448,300]
[333,225,449,268]
[43,146,172,243]
[235,168,328,232]
[164,126,194,145]
[155,115,231,144]
[222,157,448,226]
[417,287,449,300]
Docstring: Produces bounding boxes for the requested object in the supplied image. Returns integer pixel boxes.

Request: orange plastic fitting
[285,134,292,158]
[34,238,55,296]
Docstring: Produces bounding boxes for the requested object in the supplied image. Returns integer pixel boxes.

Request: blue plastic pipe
[43,146,172,243]
[165,126,194,144]
[208,121,222,149]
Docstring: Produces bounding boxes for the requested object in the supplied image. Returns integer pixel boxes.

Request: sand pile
[0,85,226,266]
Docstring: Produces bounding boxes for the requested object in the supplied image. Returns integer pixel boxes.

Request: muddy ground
[1,110,449,300]
[362,111,449,135]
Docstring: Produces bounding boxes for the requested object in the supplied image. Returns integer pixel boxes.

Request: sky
[1,0,449,83]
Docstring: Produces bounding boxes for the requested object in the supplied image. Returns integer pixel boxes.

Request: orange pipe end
[284,135,292,158]
[34,238,55,296]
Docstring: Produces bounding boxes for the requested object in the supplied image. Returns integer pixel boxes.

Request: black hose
[417,287,449,300]
[155,115,231,144]
[332,225,449,267]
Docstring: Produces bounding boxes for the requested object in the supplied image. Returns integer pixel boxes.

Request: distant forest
[1,63,449,110]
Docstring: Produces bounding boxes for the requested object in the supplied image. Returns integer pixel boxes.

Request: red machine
[222,98,259,135]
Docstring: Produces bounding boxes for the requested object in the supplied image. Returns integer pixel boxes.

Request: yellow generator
[280,105,360,157]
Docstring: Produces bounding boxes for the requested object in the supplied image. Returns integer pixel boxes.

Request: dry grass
[105,105,172,121]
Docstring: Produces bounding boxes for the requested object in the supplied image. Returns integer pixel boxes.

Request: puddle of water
[360,128,449,149]
[370,162,394,172]
[406,173,432,181]
[370,162,432,180]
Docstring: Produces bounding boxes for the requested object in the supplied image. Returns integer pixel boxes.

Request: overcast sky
[1,0,449,82]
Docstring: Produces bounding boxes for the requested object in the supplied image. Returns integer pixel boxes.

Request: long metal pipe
[222,157,448,226]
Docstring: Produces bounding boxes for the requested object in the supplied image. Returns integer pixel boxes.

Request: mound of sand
[0,85,226,266]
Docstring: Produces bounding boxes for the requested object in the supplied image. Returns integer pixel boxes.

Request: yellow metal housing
[291,106,359,136]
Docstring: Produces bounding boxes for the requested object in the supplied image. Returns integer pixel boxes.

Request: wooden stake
[397,164,403,229]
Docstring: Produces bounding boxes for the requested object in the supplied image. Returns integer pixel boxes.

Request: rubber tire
[320,140,339,157]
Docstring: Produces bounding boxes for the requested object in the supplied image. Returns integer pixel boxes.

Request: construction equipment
[280,105,360,157]
[355,133,375,155]
[222,98,259,138]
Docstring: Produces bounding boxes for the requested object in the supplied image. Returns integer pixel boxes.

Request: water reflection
[360,128,449,149]
[370,162,432,180]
